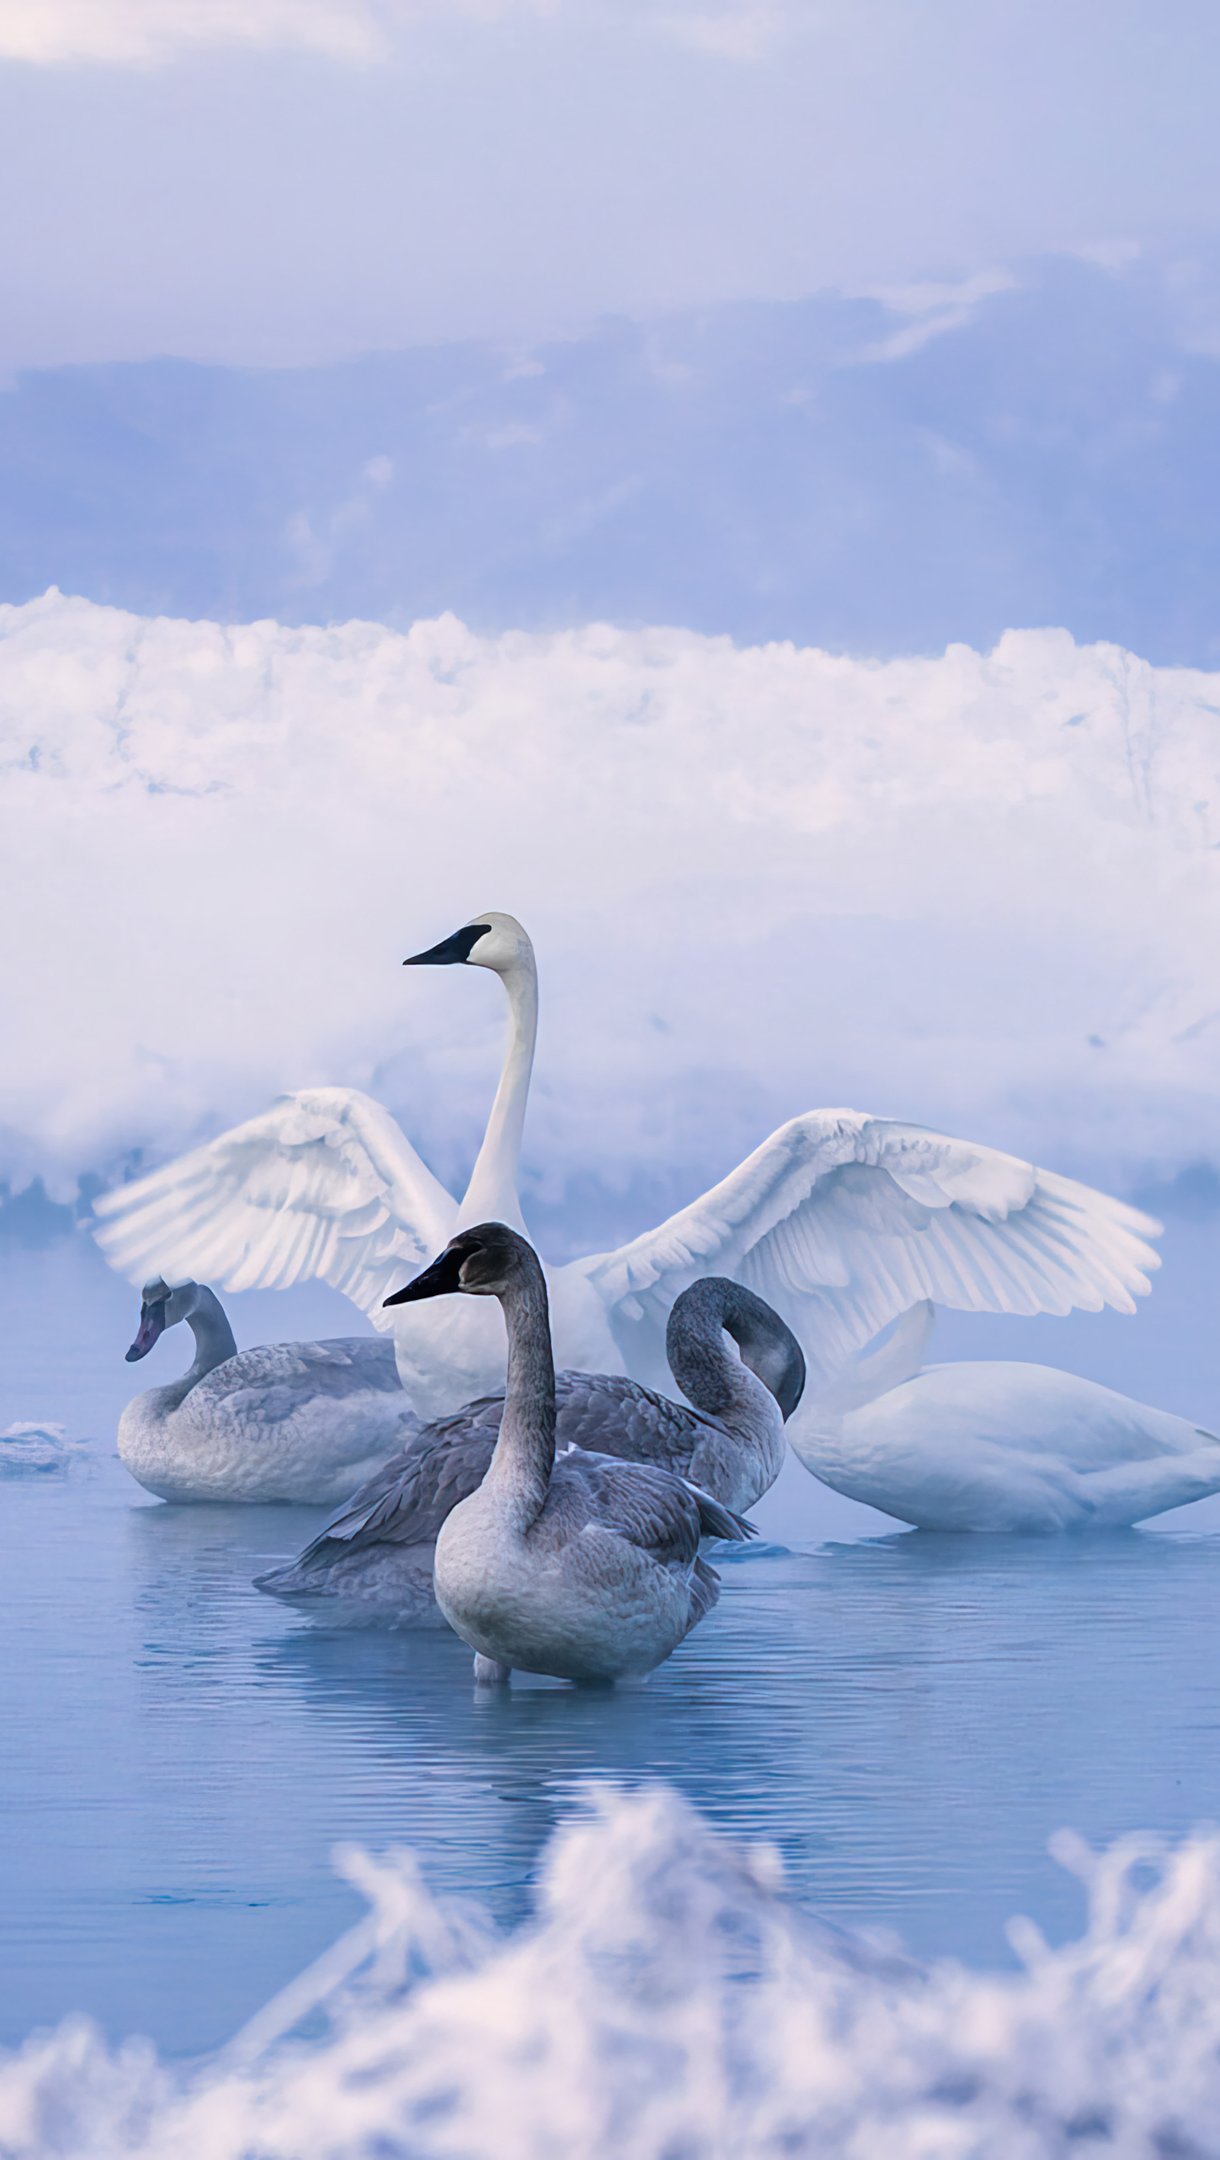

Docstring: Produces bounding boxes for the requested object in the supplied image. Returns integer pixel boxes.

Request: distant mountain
[3,251,1220,662]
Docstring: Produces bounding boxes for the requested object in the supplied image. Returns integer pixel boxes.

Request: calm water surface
[3,1223,1220,2056]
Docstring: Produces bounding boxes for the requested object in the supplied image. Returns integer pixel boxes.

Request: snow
[2,590,1218,1222]
[4,1785,1220,2159]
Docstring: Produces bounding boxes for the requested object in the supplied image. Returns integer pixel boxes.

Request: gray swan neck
[169,1288,239,1408]
[485,1257,556,1529]
[666,1278,803,1428]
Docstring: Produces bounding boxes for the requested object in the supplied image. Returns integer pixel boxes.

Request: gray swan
[256,1270,800,1622]
[119,1277,421,1504]
[403,1224,752,1684]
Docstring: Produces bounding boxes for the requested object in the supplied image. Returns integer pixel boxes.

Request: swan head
[666,1278,807,1423]
[383,1222,535,1305]
[125,1276,199,1361]
[403,911,532,979]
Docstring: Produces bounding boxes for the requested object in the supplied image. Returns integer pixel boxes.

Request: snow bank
[3,591,1219,1221]
[3,1786,1220,2158]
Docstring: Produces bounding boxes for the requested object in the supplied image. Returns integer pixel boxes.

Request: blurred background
[2,0,1219,1440]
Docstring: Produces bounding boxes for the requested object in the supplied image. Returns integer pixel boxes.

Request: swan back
[790,1347,1220,1532]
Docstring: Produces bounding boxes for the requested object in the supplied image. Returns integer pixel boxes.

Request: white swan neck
[458,954,538,1230]
[483,1265,556,1532]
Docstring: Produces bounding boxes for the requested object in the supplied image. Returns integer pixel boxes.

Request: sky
[2,0,1220,366]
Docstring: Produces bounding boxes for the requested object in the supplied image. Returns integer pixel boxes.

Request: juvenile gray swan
[119,1278,421,1504]
[372,1225,752,1683]
[256,1271,800,1622]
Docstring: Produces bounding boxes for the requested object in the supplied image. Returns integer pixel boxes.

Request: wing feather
[93,1088,457,1328]
[582,1112,1161,1387]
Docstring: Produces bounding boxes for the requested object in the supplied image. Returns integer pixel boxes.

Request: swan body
[257,1275,801,1622]
[118,1278,420,1504]
[791,1303,1220,1532]
[94,913,1162,1421]
[393,1224,752,1685]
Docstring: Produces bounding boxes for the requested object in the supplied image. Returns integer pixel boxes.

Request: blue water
[2,1219,1220,2060]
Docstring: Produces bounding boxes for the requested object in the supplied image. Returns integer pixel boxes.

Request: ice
[0,1422,87,1474]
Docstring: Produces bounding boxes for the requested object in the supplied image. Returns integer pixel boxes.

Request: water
[9,1795,1220,2158]
[2,1218,1220,2071]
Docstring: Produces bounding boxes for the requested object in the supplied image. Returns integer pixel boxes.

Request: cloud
[2,593,1218,1233]
[856,269,1021,362]
[0,0,776,68]
[0,0,383,65]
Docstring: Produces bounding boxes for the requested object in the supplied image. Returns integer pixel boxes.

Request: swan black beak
[126,1298,167,1362]
[403,923,490,967]
[384,1246,466,1306]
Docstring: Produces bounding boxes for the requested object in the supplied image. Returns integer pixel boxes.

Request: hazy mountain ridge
[5,251,1220,662]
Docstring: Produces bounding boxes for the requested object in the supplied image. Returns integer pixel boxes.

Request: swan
[256,1274,803,1621]
[391,1223,752,1685]
[94,912,1162,1425]
[790,1302,1220,1531]
[118,1277,421,1503]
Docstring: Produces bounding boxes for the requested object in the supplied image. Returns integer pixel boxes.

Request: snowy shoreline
[3,1785,1217,2160]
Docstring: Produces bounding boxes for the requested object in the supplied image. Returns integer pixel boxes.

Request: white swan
[256,1274,803,1622]
[790,1302,1220,1531]
[94,913,1162,1422]
[118,1277,421,1503]
[391,1223,753,1685]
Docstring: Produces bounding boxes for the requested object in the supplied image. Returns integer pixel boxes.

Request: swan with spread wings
[94,913,1161,1423]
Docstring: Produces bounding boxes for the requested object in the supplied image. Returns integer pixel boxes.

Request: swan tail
[684,1483,757,1543]
[1086,1441,1220,1526]
[254,1557,328,1599]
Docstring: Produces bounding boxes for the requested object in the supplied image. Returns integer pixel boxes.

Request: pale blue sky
[2,0,1219,366]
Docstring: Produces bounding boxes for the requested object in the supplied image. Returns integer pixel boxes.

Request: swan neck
[666,1281,784,1439]
[459,958,538,1229]
[173,1289,239,1403]
[485,1263,555,1530]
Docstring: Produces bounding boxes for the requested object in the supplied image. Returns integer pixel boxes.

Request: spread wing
[93,1088,457,1331]
[580,1111,1162,1388]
